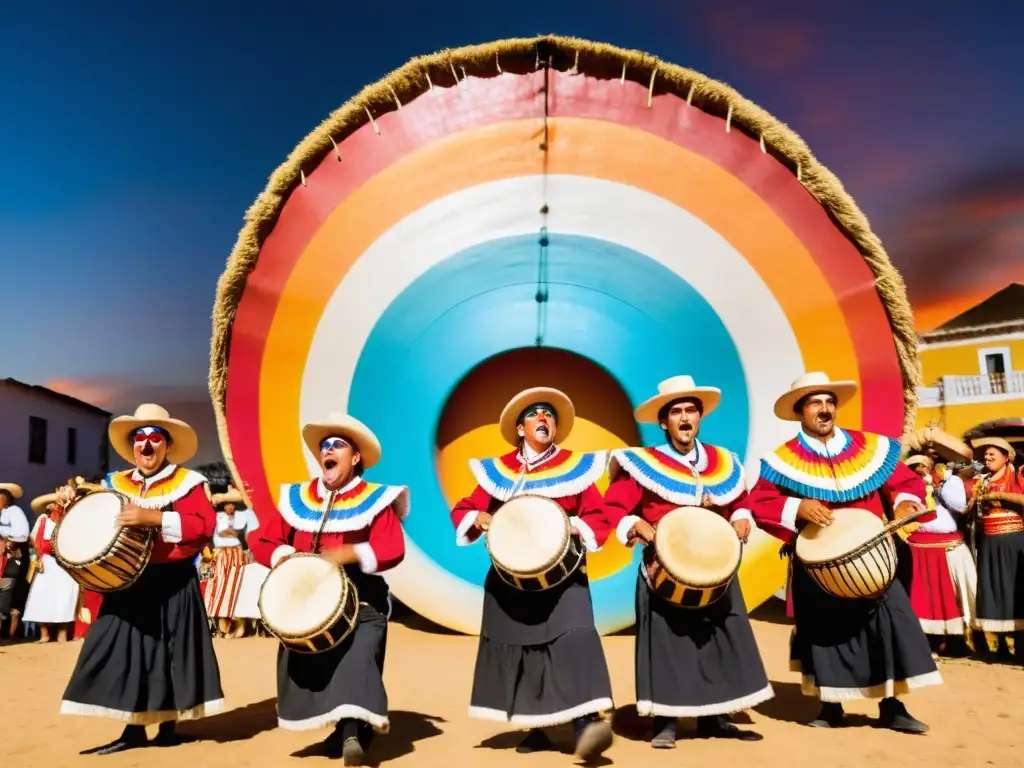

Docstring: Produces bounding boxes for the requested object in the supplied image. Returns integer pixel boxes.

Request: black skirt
[61,560,224,724]
[0,545,30,620]
[277,604,390,732]
[974,529,1024,633]
[635,569,773,717]
[790,562,941,702]
[468,567,613,727]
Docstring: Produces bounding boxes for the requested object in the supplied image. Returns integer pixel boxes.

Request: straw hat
[212,486,244,507]
[0,483,23,499]
[30,492,58,514]
[301,413,382,469]
[108,403,198,465]
[634,375,721,424]
[972,436,1017,463]
[902,424,973,463]
[498,387,575,446]
[773,372,858,421]
[904,455,934,471]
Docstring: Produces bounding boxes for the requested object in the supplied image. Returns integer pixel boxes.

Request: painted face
[319,435,361,489]
[132,426,169,475]
[982,446,1008,473]
[660,399,702,451]
[517,403,557,449]
[799,392,837,438]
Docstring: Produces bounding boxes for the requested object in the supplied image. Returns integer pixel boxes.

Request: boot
[651,716,676,748]
[573,715,613,759]
[878,697,928,733]
[808,702,844,728]
[94,725,148,755]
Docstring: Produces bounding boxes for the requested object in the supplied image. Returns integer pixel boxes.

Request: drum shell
[52,490,156,593]
[800,533,897,599]
[642,543,738,608]
[486,496,586,591]
[258,553,361,654]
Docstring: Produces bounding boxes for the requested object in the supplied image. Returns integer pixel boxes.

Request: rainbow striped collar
[470,447,608,501]
[104,465,208,510]
[278,477,410,534]
[759,427,901,504]
[610,441,746,506]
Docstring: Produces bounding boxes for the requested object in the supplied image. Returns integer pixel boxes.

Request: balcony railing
[918,371,1024,407]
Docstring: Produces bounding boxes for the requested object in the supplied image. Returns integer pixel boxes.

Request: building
[916,283,1024,437]
[0,378,111,514]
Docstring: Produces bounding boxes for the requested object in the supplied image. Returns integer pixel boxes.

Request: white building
[0,378,111,514]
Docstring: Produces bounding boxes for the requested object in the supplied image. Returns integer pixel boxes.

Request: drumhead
[487,495,569,575]
[55,492,122,564]
[260,555,345,637]
[795,507,883,564]
[654,506,741,586]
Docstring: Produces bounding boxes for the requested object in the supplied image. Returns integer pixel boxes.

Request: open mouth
[141,444,155,457]
[324,458,338,471]
[536,425,549,436]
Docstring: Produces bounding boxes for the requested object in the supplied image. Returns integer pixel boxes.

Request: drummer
[600,375,773,748]
[745,373,940,732]
[450,387,616,760]
[902,453,976,652]
[248,413,408,766]
[59,404,224,753]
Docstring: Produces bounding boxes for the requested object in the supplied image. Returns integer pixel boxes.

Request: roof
[1,378,112,418]
[919,283,1024,344]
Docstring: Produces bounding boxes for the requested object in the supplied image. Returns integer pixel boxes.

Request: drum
[644,506,742,608]
[486,494,586,591]
[52,490,155,592]
[258,553,360,654]
[795,507,899,599]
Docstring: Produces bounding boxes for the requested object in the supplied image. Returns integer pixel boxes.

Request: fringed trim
[919,617,965,636]
[279,482,408,534]
[609,445,745,508]
[794,670,943,702]
[635,683,774,717]
[59,698,225,725]
[470,451,608,502]
[104,468,208,510]
[278,704,390,733]
[972,618,1024,632]
[468,697,614,729]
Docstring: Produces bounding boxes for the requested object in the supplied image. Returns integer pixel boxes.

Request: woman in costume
[59,404,224,754]
[745,372,940,732]
[600,376,773,748]
[248,413,408,766]
[450,387,616,760]
[22,491,80,642]
[204,486,260,637]
[967,437,1024,656]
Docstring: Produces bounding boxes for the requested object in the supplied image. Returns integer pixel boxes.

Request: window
[28,416,48,465]
[67,427,78,465]
[978,346,1011,394]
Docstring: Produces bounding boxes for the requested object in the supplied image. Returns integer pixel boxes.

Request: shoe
[696,715,763,741]
[651,716,676,749]
[808,702,844,728]
[342,736,365,766]
[574,719,613,759]
[516,729,555,754]
[878,698,928,734]
[94,726,148,755]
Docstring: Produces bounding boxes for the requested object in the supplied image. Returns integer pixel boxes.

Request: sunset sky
[3,1,1022,463]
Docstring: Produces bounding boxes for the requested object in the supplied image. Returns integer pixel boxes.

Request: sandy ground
[3,602,1022,768]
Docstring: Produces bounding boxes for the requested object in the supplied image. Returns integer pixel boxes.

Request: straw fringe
[209,35,921,485]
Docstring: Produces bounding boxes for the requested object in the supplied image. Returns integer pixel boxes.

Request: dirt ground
[3,602,1022,768]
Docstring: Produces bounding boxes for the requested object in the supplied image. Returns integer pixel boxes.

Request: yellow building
[916,283,1024,437]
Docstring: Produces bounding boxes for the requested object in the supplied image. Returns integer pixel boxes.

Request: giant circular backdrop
[210,36,920,635]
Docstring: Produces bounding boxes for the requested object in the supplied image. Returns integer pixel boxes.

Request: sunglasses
[320,438,351,452]
[133,427,168,445]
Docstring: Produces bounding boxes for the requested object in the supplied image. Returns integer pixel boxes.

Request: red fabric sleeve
[884,461,935,524]
[451,484,493,544]
[248,509,291,569]
[600,474,644,532]
[171,483,217,547]
[575,484,613,548]
[745,476,795,542]
[723,488,751,520]
[35,515,51,556]
[366,506,405,573]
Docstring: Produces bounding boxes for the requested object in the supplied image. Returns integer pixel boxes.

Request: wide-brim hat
[498,387,575,446]
[0,482,23,499]
[904,455,934,471]
[212,486,244,507]
[972,436,1017,463]
[301,413,382,470]
[902,425,973,463]
[108,403,198,465]
[773,371,858,421]
[31,492,58,514]
[634,375,722,424]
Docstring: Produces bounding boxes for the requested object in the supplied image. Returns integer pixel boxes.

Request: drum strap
[310,490,338,553]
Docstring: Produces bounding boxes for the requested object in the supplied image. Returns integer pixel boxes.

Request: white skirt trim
[277,704,390,733]
[790,668,943,702]
[59,698,225,725]
[919,617,965,635]
[972,618,1024,632]
[468,697,613,728]
[635,683,775,717]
